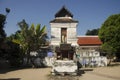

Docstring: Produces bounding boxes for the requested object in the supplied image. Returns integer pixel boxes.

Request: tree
[0,8,10,42]
[13,19,47,65]
[0,8,10,59]
[5,8,10,16]
[6,30,24,67]
[101,42,116,65]
[99,14,120,63]
[85,28,99,35]
[0,14,6,42]
[5,40,22,67]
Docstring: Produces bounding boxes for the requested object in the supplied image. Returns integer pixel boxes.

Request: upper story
[50,6,78,46]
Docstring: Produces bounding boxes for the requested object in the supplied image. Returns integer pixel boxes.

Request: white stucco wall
[50,22,78,46]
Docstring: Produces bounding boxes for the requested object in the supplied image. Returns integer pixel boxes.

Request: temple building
[49,6,107,67]
[50,6,78,60]
[77,36,102,50]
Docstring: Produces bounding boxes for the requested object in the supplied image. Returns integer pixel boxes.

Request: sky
[0,0,120,37]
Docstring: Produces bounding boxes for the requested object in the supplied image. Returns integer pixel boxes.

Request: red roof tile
[77,36,102,45]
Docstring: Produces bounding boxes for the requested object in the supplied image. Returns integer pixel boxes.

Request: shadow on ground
[108,62,120,67]
[0,78,20,80]
[0,66,31,74]
[78,68,93,75]
[0,61,47,74]
[0,61,22,74]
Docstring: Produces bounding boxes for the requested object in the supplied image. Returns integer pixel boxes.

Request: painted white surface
[76,50,107,67]
[50,19,78,46]
[52,60,77,73]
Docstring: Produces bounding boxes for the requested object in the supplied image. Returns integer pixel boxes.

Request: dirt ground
[0,64,120,80]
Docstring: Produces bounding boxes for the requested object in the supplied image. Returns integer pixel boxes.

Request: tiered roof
[50,6,78,23]
[55,6,73,18]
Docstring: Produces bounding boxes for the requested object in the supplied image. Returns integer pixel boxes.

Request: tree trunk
[26,48,30,65]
